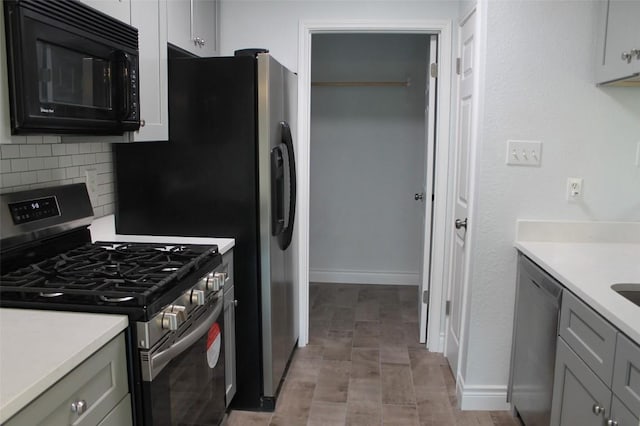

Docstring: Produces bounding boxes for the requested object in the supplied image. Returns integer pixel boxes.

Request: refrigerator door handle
[277,121,296,250]
[271,145,286,236]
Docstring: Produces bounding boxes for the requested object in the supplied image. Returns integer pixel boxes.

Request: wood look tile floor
[226,283,521,426]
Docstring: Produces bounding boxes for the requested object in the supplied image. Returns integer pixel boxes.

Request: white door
[445,9,475,376]
[418,35,438,344]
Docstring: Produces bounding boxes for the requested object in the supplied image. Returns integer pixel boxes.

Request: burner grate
[0,242,218,306]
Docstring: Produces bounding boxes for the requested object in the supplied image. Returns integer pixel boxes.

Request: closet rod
[311,80,410,87]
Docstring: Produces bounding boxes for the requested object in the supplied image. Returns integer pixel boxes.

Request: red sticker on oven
[206,323,221,368]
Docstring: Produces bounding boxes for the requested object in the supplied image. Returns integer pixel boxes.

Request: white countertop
[515,220,640,345]
[0,309,128,423]
[90,215,235,254]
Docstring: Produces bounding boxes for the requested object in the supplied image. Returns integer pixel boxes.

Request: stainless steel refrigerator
[113,49,298,410]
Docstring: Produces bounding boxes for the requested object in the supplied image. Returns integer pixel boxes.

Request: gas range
[0,240,220,320]
[0,184,230,426]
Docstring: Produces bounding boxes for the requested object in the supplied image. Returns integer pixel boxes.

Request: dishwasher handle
[531,277,563,304]
[521,256,563,305]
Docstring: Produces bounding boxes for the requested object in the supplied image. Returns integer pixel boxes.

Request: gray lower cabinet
[6,333,131,426]
[551,338,611,426]
[550,289,640,426]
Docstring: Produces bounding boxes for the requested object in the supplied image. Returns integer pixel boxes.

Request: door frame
[296,19,454,351]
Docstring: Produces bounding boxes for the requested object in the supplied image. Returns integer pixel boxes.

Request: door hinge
[445,300,451,315]
[422,290,429,304]
[456,58,461,75]
[432,193,435,202]
[430,62,438,78]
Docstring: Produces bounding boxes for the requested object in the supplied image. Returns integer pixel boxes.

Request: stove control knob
[199,276,212,291]
[203,272,217,291]
[214,272,227,289]
[161,305,186,330]
[190,289,205,306]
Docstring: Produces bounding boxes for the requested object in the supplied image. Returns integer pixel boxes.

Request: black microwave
[3,0,140,135]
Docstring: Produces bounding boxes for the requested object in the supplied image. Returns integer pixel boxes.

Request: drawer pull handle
[70,399,88,415]
[592,404,605,416]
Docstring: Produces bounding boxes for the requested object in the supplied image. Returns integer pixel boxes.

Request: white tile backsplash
[0,140,115,217]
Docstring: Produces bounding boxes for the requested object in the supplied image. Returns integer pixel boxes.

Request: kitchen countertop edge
[514,220,640,346]
[90,215,235,254]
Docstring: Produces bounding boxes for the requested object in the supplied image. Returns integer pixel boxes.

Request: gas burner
[0,241,219,307]
[39,292,63,298]
[99,295,135,303]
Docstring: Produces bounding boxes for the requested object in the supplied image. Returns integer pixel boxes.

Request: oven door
[141,297,226,426]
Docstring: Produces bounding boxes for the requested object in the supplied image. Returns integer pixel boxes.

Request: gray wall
[309,34,429,285]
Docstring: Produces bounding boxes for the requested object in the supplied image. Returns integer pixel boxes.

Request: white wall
[219,0,461,73]
[460,0,640,397]
[309,34,428,285]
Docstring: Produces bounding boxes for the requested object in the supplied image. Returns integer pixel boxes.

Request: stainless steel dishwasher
[509,253,563,426]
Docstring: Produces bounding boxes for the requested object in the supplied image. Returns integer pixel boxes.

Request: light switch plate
[506,140,542,166]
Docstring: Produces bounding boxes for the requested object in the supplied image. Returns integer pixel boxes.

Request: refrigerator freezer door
[257,53,298,399]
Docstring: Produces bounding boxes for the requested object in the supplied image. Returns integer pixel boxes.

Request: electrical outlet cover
[566,177,583,202]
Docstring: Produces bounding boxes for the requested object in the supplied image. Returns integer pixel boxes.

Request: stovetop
[0,241,220,312]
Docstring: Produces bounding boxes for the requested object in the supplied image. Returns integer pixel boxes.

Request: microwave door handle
[115,51,131,121]
[149,299,223,380]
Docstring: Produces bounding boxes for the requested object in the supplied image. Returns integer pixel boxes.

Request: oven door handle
[149,299,223,380]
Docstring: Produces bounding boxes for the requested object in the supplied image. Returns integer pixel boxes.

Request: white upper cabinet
[63,0,169,143]
[193,0,218,57]
[167,0,219,57]
[595,0,640,86]
[77,0,131,24]
[129,0,169,141]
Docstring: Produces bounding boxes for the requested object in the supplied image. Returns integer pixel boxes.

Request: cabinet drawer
[559,291,617,384]
[6,333,128,426]
[612,333,640,418]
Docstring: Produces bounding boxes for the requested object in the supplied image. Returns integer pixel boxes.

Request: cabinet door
[551,338,612,426]
[130,0,169,142]
[77,0,131,24]
[609,395,639,426]
[596,0,640,84]
[193,0,218,57]
[167,0,198,55]
[612,333,640,418]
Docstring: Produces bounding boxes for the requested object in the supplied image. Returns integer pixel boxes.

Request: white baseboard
[309,269,419,286]
[456,375,511,411]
